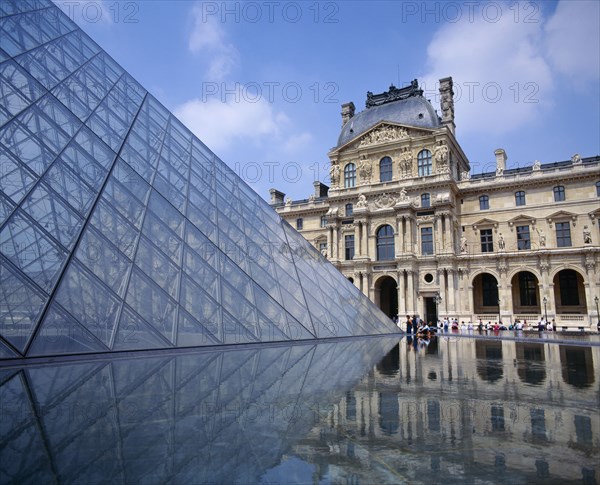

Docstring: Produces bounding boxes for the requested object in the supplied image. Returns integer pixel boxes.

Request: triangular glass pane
[112,305,169,351]
[54,259,121,347]
[27,302,108,356]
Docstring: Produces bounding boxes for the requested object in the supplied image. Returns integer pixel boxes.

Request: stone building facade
[271,78,600,330]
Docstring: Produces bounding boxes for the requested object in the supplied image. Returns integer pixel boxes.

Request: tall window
[319,242,327,255]
[345,203,353,217]
[516,225,531,250]
[344,163,356,188]
[421,227,434,255]
[380,156,392,182]
[320,215,327,227]
[421,193,430,208]
[479,195,489,210]
[296,218,303,230]
[417,149,432,176]
[376,225,395,260]
[596,181,600,196]
[481,274,499,307]
[515,191,526,206]
[480,229,494,253]
[553,186,565,202]
[345,235,355,260]
[556,222,571,247]
[519,272,538,306]
[559,270,579,305]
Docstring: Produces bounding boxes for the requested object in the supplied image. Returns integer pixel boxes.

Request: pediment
[507,214,537,226]
[546,210,576,219]
[471,218,499,231]
[335,121,435,153]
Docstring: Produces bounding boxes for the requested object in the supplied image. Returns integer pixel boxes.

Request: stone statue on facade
[532,160,541,171]
[398,187,409,202]
[433,141,448,166]
[498,233,505,250]
[460,235,467,253]
[358,158,372,184]
[356,193,367,208]
[537,229,546,247]
[571,153,582,165]
[398,148,412,179]
[583,226,592,244]
[329,164,340,187]
[285,197,292,207]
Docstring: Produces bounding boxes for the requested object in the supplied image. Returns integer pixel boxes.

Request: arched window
[553,186,565,202]
[380,156,392,182]
[376,225,395,261]
[421,193,430,208]
[344,163,356,188]
[417,149,432,176]
[345,203,353,217]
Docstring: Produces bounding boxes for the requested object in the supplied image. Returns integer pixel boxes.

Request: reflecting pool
[1,336,598,484]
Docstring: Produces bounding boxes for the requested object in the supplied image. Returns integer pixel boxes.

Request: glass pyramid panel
[0,0,396,360]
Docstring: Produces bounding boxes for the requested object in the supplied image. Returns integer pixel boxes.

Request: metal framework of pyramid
[0,0,396,360]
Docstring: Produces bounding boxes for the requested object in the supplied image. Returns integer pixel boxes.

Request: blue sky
[55,0,600,202]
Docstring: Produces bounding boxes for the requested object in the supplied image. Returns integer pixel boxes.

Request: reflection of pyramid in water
[0,1,395,359]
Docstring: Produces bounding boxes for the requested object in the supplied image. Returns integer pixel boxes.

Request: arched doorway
[375,276,398,319]
[553,269,587,315]
[472,273,499,316]
[511,271,541,315]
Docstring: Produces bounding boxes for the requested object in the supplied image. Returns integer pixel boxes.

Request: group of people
[394,315,558,334]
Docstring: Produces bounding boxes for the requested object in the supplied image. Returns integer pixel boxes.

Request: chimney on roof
[269,188,285,205]
[313,181,329,198]
[439,77,455,135]
[341,102,355,127]
[494,149,507,172]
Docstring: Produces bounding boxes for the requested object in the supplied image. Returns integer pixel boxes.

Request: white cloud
[282,132,313,154]
[188,4,239,80]
[544,0,600,86]
[174,98,288,153]
[420,5,554,135]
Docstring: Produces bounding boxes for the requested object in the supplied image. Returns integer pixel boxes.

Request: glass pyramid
[0,1,396,359]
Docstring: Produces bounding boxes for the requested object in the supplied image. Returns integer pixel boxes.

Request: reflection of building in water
[293,338,599,483]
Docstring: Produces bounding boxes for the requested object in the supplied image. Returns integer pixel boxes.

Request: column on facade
[539,261,556,320]
[406,270,415,315]
[333,225,339,260]
[467,283,475,319]
[447,269,456,316]
[397,270,406,316]
[438,269,447,317]
[326,226,333,259]
[497,271,510,323]
[363,220,369,259]
[405,217,413,254]
[440,214,447,254]
[434,215,442,255]
[357,222,363,256]
[399,217,406,255]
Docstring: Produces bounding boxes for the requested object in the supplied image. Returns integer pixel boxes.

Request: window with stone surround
[515,191,526,206]
[516,225,531,250]
[479,195,489,210]
[344,163,356,188]
[480,229,494,252]
[376,225,395,260]
[555,221,571,247]
[296,218,303,230]
[553,185,565,202]
[421,193,430,208]
[345,234,354,260]
[421,226,434,255]
[417,149,432,177]
[380,156,392,182]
